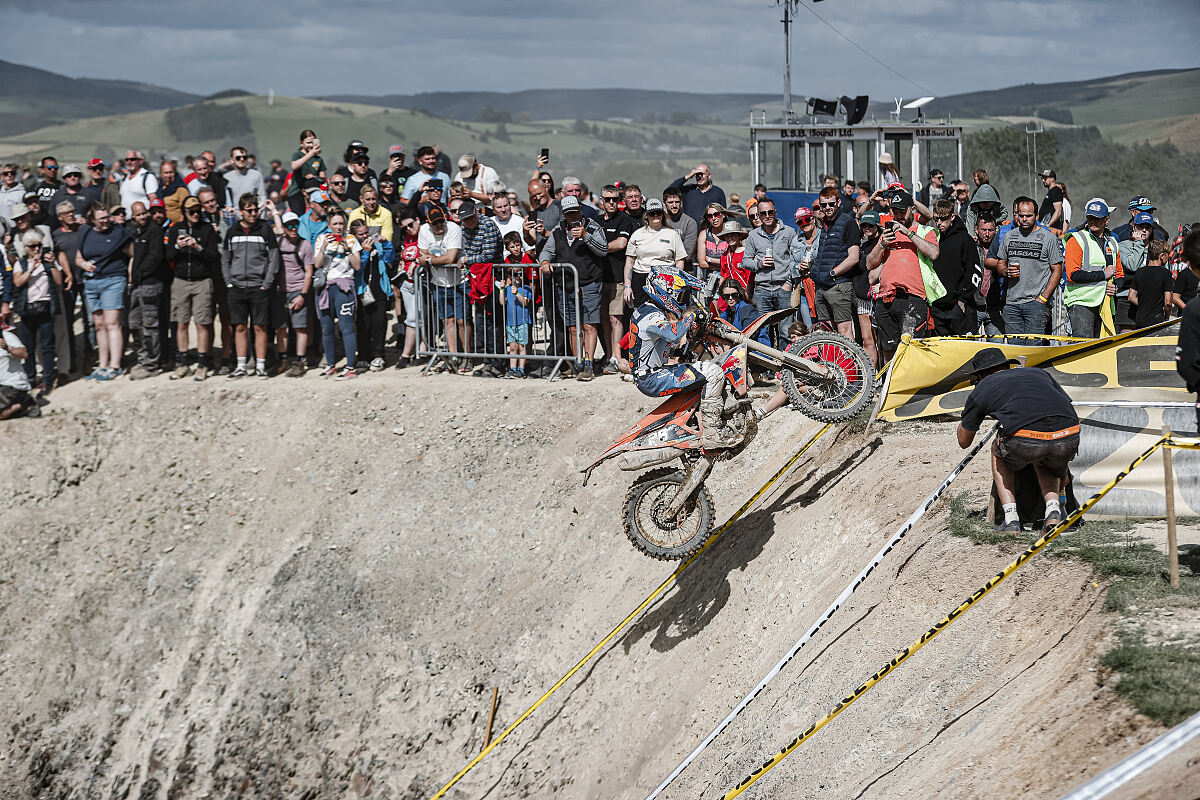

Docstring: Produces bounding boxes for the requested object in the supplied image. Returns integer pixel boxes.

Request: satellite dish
[903,96,936,122]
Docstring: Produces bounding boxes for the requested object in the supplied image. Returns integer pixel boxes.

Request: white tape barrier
[1056,709,1200,800]
[1071,401,1195,408]
[640,424,999,800]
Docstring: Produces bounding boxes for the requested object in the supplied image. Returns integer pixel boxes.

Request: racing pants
[634,360,724,400]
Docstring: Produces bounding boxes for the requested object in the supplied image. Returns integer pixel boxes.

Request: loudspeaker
[840,95,870,125]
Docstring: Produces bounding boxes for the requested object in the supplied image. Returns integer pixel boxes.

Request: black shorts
[228,285,272,327]
[996,433,1079,478]
[874,293,930,351]
[0,385,33,411]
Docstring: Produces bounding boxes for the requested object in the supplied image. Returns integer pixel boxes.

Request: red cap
[149,198,165,209]
[88,158,105,168]
[795,207,813,222]
[887,180,906,191]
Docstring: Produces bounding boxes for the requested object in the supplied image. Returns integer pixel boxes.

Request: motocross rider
[628,266,740,448]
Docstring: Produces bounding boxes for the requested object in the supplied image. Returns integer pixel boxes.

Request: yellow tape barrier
[719,434,1200,800]
[428,422,835,800]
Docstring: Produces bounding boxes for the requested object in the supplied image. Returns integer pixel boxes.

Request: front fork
[665,452,714,517]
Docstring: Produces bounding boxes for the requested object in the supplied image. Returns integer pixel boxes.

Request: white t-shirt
[626,226,687,275]
[1,328,31,390]
[492,212,528,251]
[418,221,464,287]
[15,257,51,302]
[315,232,362,281]
[455,164,505,196]
[119,168,160,212]
[1061,198,1072,230]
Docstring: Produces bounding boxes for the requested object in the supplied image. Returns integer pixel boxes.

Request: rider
[628,266,739,448]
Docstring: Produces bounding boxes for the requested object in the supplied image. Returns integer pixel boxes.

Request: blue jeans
[319,283,357,368]
[753,285,793,346]
[16,310,55,387]
[1002,300,1048,343]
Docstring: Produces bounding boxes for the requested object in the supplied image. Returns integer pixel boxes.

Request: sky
[2,0,1198,99]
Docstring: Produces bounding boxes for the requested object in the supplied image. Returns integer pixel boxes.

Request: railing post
[1161,425,1179,589]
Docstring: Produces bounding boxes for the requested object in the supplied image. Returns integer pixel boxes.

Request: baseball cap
[182,195,201,210]
[8,202,29,218]
[1084,197,1114,218]
[149,198,165,210]
[109,205,126,215]
[458,198,478,218]
[457,153,476,172]
[644,198,665,213]
[307,188,329,203]
[347,140,367,153]
[1132,212,1155,226]
[1039,169,1056,179]
[424,178,444,190]
[87,158,106,169]
[23,190,38,202]
[389,144,404,156]
[61,163,82,177]
[889,190,914,210]
[560,195,581,213]
[426,206,447,225]
[886,180,906,191]
[794,207,813,223]
[1128,195,1155,211]
[281,211,300,226]
[859,210,882,227]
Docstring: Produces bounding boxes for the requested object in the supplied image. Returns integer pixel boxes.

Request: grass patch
[946,492,1200,613]
[1101,634,1200,726]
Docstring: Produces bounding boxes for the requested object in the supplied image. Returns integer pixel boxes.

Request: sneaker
[515,367,525,378]
[23,403,40,418]
[996,520,1022,534]
[1042,510,1063,533]
[255,366,269,379]
[169,363,191,380]
[321,365,338,378]
[36,381,53,399]
[576,366,595,382]
[602,358,620,375]
[370,357,385,372]
[216,363,232,376]
[457,363,472,375]
[395,356,411,370]
[85,368,103,381]
[227,367,248,379]
[505,367,518,379]
[192,365,209,381]
[129,365,158,381]
[286,363,306,378]
[335,366,356,381]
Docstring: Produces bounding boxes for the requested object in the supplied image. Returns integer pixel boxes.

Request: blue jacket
[355,240,395,300]
[718,299,771,346]
[810,209,854,288]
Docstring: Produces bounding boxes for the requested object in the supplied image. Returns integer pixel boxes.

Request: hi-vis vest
[914,223,946,303]
[1064,230,1117,308]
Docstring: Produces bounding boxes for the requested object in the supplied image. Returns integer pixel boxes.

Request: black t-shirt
[600,211,636,283]
[1131,265,1174,328]
[961,367,1077,435]
[335,165,379,184]
[1038,185,1063,225]
[344,175,377,204]
[52,227,80,281]
[382,166,417,198]
[1174,268,1198,305]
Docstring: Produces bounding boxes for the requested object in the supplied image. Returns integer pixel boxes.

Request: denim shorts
[83,274,127,312]
[505,324,529,345]
[434,284,467,320]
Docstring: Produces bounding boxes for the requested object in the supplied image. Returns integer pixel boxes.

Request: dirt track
[0,373,1193,799]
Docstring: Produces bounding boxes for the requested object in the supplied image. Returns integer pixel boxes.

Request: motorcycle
[582,305,875,561]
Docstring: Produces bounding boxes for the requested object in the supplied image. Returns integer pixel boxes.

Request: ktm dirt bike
[582,305,875,560]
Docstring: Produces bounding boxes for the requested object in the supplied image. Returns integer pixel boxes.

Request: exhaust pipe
[617,449,680,472]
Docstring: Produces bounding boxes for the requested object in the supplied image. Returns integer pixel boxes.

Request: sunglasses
[601,196,619,202]
[759,210,776,217]
[0,171,12,177]
[233,155,247,161]
[284,223,299,229]
[707,211,724,218]
[818,202,838,208]
[955,189,968,195]
[353,159,369,165]
[88,164,104,169]
[721,293,740,299]
[126,157,142,162]
[44,164,58,170]
[330,180,346,186]
[26,243,42,249]
[934,215,952,222]
[185,207,200,214]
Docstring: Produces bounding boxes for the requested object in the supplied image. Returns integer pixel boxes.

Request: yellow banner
[879,319,1186,422]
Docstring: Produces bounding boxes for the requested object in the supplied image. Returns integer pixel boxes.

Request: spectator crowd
[1,134,1197,421]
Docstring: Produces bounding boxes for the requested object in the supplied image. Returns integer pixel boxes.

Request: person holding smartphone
[287,129,327,214]
[866,191,939,361]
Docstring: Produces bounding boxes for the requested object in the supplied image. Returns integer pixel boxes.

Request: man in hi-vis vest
[1063,197,1123,338]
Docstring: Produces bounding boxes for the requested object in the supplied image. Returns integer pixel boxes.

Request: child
[1129,239,1174,329]
[756,321,811,420]
[504,266,533,378]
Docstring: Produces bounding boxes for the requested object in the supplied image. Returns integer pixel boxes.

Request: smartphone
[540,148,550,163]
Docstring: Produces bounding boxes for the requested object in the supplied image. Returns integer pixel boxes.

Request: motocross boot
[700,398,741,449]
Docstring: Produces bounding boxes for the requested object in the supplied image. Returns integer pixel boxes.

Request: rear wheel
[623,468,714,561]
[781,332,876,423]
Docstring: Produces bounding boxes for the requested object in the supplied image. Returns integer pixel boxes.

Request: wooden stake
[483,687,499,750]
[1162,426,1180,589]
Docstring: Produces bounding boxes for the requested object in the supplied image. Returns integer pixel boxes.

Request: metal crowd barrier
[413,262,584,379]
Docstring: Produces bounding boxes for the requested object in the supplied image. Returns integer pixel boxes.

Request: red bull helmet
[646,266,704,317]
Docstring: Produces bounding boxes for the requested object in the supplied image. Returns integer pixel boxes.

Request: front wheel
[781,332,876,423]
[623,468,714,561]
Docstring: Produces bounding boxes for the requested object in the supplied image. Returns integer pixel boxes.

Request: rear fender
[742,308,794,341]
[581,392,701,485]
[719,344,750,397]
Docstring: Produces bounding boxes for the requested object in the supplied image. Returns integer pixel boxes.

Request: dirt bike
[582,305,875,560]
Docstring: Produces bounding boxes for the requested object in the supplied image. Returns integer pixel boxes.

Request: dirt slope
[0,374,1190,799]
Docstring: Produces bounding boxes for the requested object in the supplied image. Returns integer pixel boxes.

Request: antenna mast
[778,1,798,122]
